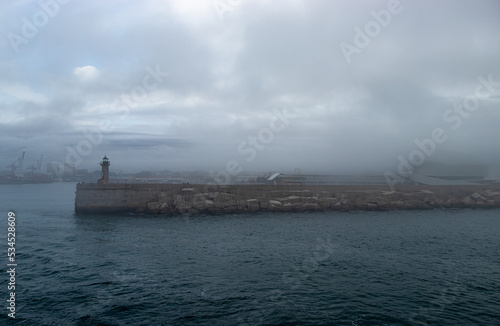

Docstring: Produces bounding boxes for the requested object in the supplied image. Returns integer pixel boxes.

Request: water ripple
[2,183,500,325]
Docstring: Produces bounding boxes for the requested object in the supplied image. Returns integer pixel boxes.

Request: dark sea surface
[1,182,499,325]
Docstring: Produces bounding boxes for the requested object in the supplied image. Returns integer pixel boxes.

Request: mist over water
[1,183,499,325]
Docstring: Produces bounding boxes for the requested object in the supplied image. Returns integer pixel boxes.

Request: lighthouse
[98,155,110,184]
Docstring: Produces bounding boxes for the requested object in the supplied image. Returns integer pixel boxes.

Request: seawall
[75,183,500,214]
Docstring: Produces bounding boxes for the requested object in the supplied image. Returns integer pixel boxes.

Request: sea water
[1,183,499,325]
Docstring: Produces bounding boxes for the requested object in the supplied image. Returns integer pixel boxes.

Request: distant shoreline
[75,183,500,215]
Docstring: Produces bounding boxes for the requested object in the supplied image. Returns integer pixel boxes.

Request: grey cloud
[1,0,499,175]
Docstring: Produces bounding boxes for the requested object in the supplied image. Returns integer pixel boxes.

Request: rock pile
[143,186,500,215]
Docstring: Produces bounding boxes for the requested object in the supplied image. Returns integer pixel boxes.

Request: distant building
[267,173,388,185]
[410,151,489,185]
[234,175,259,184]
[46,162,75,177]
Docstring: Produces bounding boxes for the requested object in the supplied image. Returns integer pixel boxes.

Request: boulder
[471,192,481,199]
[269,200,282,206]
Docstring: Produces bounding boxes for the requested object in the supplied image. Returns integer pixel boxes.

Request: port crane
[14,151,25,178]
[5,152,26,177]
[28,154,44,174]
[2,152,51,184]
[18,151,25,169]
[37,154,43,171]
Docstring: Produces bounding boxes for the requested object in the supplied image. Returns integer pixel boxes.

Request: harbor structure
[75,155,500,214]
[97,155,110,184]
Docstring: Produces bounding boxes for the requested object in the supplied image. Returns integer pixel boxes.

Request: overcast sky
[1,0,499,175]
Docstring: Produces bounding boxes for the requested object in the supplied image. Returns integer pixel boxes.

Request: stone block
[286,196,301,204]
[219,192,235,201]
[223,200,237,208]
[192,193,206,203]
[214,202,225,208]
[193,202,207,210]
[463,196,474,205]
[269,200,281,206]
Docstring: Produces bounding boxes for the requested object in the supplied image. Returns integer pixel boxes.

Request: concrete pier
[75,183,500,214]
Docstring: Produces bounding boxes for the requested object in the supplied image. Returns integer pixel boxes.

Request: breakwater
[74,183,500,214]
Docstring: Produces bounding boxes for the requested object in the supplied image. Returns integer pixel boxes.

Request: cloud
[73,65,100,82]
[1,0,500,175]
